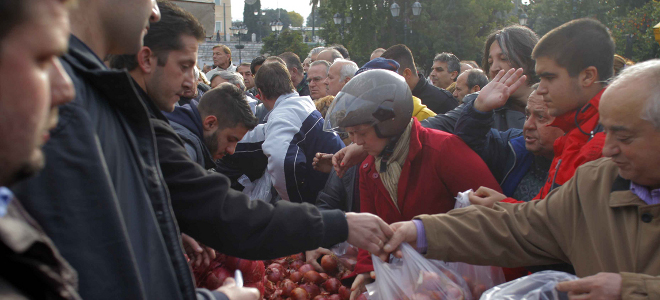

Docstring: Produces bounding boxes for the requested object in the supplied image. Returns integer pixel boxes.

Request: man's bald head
[317,49,343,63]
[600,59,660,188]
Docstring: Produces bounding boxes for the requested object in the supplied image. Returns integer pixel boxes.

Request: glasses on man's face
[308,77,325,84]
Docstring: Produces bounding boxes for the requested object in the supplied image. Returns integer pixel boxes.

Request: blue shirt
[0,186,14,217]
[630,182,660,205]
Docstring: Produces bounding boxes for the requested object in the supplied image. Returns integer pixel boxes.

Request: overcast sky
[232,0,313,24]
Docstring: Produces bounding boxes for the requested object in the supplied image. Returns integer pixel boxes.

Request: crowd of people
[2,0,660,299]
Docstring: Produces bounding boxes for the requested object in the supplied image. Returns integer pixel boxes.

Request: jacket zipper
[500,141,517,185]
[549,158,562,193]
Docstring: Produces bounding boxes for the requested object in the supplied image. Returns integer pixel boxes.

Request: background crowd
[2,0,660,300]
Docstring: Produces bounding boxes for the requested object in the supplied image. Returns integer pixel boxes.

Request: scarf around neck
[374,119,413,207]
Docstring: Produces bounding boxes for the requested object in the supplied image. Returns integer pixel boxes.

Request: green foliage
[261,29,310,59]
[610,1,660,61]
[288,11,305,27]
[318,0,514,71]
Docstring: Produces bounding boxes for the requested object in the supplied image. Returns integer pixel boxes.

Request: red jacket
[502,89,606,204]
[351,119,502,276]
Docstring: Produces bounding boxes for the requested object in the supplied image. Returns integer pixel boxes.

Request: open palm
[474,68,527,112]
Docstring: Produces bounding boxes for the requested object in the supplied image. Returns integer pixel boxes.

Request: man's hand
[181,233,216,268]
[468,187,507,208]
[216,277,260,300]
[332,144,368,178]
[305,247,333,272]
[555,272,622,300]
[312,152,334,174]
[474,68,527,112]
[380,221,418,261]
[350,272,375,300]
[346,213,393,256]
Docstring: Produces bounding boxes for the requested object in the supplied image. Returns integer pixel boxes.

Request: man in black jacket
[111,0,393,266]
[0,0,79,298]
[11,0,252,299]
[381,44,458,114]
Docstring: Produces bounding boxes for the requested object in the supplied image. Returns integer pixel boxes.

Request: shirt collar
[0,187,14,217]
[630,181,660,206]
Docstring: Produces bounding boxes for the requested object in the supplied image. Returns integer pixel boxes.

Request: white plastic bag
[480,271,579,300]
[442,189,506,299]
[238,173,272,202]
[400,243,472,300]
[330,241,359,270]
[369,253,409,300]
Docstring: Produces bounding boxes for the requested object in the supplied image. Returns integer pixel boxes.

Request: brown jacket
[0,199,80,300]
[418,158,660,299]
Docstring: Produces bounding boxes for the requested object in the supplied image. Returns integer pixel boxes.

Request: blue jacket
[454,101,533,197]
[163,101,215,169]
[231,92,344,203]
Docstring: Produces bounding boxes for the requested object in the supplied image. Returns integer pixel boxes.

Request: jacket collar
[297,74,308,93]
[272,92,300,110]
[134,80,169,122]
[65,35,107,72]
[609,175,646,207]
[549,89,605,133]
[411,73,428,95]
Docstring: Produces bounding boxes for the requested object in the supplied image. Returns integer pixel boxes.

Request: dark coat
[163,101,216,169]
[11,35,194,300]
[411,74,458,114]
[420,93,526,133]
[316,166,360,213]
[141,88,350,260]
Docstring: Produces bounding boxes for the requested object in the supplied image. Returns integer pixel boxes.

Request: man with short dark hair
[307,60,330,100]
[250,55,267,75]
[329,44,349,60]
[237,62,255,91]
[0,0,78,297]
[429,52,460,89]
[381,44,458,114]
[279,51,310,96]
[164,83,258,168]
[370,48,386,60]
[453,68,488,102]
[316,48,343,63]
[243,62,345,203]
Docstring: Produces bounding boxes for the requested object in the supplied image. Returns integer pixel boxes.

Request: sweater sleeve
[417,163,584,268]
[620,272,660,300]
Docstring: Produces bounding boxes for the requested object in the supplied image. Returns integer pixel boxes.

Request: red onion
[303,271,323,285]
[321,255,338,273]
[290,287,309,300]
[322,278,341,294]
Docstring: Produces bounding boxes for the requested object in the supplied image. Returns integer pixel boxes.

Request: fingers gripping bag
[400,243,472,300]
[480,271,579,300]
[443,190,506,299]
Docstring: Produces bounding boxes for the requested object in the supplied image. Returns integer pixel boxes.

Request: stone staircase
[198,41,264,67]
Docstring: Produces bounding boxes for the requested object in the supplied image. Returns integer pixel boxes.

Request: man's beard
[204,130,219,158]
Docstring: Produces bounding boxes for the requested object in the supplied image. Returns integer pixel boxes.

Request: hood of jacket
[163,101,205,140]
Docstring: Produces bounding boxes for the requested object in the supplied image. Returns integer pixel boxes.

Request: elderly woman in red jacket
[324,69,502,299]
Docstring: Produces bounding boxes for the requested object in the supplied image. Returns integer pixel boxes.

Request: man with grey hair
[383,59,660,300]
[210,70,245,90]
[324,58,358,96]
[308,46,326,62]
[279,52,310,97]
[452,68,488,102]
[429,52,461,89]
[307,60,330,100]
[316,49,343,64]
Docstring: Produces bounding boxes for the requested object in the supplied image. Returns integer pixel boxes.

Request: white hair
[609,59,660,130]
[332,58,359,81]
[211,70,245,91]
[309,46,326,58]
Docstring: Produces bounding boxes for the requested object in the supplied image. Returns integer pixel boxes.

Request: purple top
[630,182,660,206]
[412,219,428,254]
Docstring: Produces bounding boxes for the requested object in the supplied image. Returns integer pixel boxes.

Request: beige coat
[418,158,660,299]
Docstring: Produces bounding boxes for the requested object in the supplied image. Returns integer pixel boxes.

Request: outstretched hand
[346,212,393,257]
[468,187,507,208]
[312,152,334,174]
[181,233,216,268]
[555,272,622,300]
[332,144,368,178]
[474,68,527,112]
[379,221,418,261]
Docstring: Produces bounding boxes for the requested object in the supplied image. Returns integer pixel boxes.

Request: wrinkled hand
[350,272,375,300]
[380,221,418,261]
[305,247,333,272]
[555,272,622,300]
[346,213,393,256]
[474,68,527,112]
[333,144,368,178]
[312,152,334,174]
[468,187,507,208]
[181,233,216,268]
[216,277,260,300]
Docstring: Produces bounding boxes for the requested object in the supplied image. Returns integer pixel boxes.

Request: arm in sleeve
[155,123,349,260]
[620,272,660,300]
[418,163,584,268]
[420,102,466,133]
[316,168,348,211]
[437,134,502,196]
[261,115,301,201]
